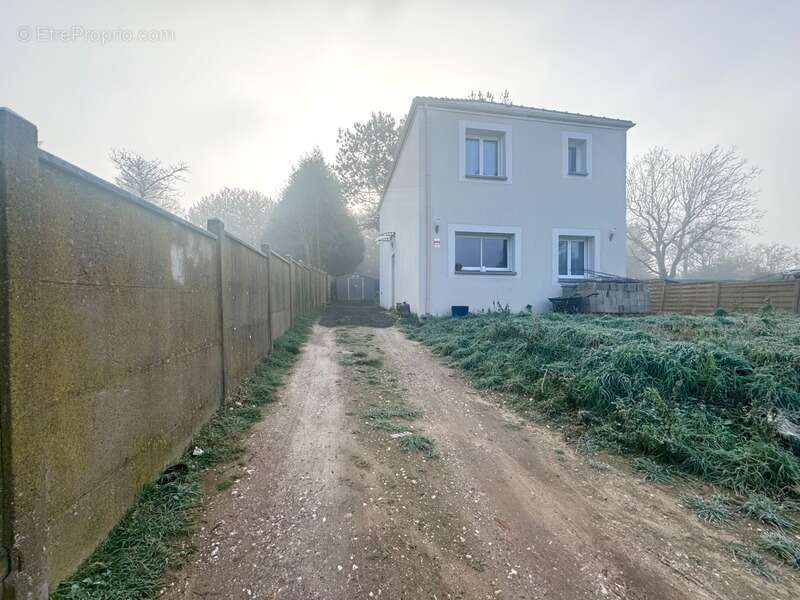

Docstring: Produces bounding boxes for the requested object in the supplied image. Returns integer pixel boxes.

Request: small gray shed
[335,273,378,303]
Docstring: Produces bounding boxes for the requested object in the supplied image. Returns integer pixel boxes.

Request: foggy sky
[2,0,798,245]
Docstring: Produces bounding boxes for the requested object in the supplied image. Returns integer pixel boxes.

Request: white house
[378,97,635,315]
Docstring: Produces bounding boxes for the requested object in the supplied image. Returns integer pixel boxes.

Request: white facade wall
[379,114,424,311]
[380,100,630,316]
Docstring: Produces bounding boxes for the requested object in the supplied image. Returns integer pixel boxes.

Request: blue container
[451,305,469,318]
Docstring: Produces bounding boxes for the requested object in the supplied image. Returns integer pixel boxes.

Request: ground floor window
[557,235,593,278]
[455,233,513,273]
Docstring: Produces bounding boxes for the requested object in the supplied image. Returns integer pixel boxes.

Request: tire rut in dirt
[372,325,798,600]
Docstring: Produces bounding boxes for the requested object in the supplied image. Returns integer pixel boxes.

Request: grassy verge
[759,531,800,569]
[53,314,317,599]
[402,310,800,569]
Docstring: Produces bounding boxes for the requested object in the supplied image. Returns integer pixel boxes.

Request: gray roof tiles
[411,96,635,129]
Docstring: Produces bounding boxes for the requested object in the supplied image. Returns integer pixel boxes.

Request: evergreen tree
[265,149,364,275]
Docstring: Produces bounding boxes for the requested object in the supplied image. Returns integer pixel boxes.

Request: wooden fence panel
[718,281,797,313]
[648,280,800,315]
[663,282,718,314]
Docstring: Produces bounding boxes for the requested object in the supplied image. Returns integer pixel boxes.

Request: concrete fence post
[297,261,303,315]
[297,261,301,318]
[297,261,305,315]
[261,244,274,350]
[794,279,800,314]
[310,267,314,310]
[0,107,50,599]
[658,280,667,313]
[287,256,294,325]
[206,219,230,400]
[308,266,313,311]
[296,260,301,317]
[292,260,297,321]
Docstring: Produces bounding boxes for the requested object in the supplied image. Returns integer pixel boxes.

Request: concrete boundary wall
[265,248,292,340]
[0,108,329,598]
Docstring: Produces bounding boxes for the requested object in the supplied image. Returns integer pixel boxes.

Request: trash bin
[548,297,583,313]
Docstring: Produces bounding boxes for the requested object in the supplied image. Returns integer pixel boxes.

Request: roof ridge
[413,96,634,126]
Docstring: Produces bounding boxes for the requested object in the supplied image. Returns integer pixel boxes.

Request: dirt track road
[161,306,799,600]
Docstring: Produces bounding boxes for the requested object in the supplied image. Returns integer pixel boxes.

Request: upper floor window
[568,139,587,175]
[465,133,503,178]
[459,121,512,183]
[562,132,592,178]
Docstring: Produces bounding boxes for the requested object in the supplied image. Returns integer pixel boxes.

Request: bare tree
[187,187,273,246]
[627,146,762,278]
[110,149,189,214]
[265,149,364,274]
[689,241,800,280]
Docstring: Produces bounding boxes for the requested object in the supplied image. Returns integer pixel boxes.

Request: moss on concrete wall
[269,253,292,340]
[220,232,271,391]
[30,160,224,589]
[0,107,328,598]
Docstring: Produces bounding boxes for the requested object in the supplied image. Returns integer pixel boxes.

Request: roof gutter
[422,100,431,316]
[420,99,636,130]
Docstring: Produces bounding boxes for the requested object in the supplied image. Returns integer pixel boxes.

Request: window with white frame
[459,120,511,181]
[557,235,593,278]
[567,139,587,175]
[465,131,505,178]
[562,132,592,178]
[455,232,514,273]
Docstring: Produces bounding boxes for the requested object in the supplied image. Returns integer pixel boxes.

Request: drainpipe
[423,101,432,316]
